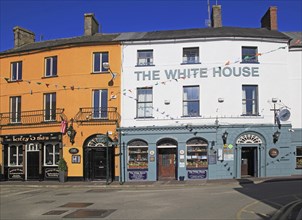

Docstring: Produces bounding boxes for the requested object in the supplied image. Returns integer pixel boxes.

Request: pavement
[1,175,301,189]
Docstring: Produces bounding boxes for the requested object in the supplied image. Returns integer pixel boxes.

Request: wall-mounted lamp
[272,98,278,103]
[222,131,228,145]
[218,98,224,103]
[273,130,280,144]
[67,118,76,145]
[103,62,117,85]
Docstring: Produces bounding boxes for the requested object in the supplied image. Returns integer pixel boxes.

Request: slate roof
[283,32,302,48]
[0,27,290,56]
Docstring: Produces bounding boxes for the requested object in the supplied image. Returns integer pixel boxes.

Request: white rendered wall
[121,38,299,128]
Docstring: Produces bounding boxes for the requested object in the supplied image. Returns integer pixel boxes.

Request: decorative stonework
[236,134,263,144]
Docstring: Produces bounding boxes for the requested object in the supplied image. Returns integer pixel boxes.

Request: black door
[241,147,257,177]
[85,148,113,181]
[27,152,39,179]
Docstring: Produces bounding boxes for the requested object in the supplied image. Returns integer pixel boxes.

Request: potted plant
[58,158,68,182]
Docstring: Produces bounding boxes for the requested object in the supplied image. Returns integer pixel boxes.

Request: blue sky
[0,0,301,51]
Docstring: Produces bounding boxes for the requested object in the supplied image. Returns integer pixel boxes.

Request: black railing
[74,107,120,124]
[0,108,66,126]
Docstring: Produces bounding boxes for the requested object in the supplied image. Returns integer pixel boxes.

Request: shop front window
[44,143,60,166]
[296,146,302,169]
[127,140,148,170]
[8,145,23,166]
[186,138,208,169]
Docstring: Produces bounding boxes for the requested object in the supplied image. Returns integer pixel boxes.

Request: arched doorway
[236,133,264,178]
[157,138,178,180]
[83,134,114,181]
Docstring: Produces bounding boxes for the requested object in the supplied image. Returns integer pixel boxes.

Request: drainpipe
[118,129,123,185]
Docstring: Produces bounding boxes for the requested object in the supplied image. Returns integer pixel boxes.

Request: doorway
[241,147,258,177]
[157,148,176,180]
[27,152,39,179]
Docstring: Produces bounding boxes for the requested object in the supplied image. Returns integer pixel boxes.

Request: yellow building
[0,14,121,182]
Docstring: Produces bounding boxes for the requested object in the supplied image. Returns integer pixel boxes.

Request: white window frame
[8,145,23,166]
[44,93,56,121]
[44,143,60,166]
[93,52,109,73]
[242,46,258,63]
[183,47,199,64]
[10,61,22,81]
[92,89,108,119]
[137,87,153,118]
[137,50,153,66]
[10,96,21,123]
[44,56,57,77]
[242,85,259,116]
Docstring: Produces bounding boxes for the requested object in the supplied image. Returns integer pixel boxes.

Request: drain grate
[35,200,55,204]
[43,210,68,215]
[63,209,116,218]
[60,202,93,208]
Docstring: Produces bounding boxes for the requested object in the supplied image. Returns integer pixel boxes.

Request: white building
[117,6,302,181]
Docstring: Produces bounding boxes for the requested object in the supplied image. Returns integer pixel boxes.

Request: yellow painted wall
[0,43,122,178]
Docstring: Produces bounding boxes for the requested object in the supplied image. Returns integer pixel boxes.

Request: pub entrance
[241,147,258,177]
[83,134,114,181]
[26,143,40,180]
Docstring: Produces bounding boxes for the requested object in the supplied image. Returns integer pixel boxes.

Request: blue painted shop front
[118,124,301,182]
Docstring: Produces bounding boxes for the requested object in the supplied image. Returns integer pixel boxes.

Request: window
[296,147,302,169]
[183,86,199,117]
[11,61,22,81]
[10,96,21,123]
[186,138,208,169]
[183,47,199,64]
[128,140,148,170]
[93,89,108,118]
[242,46,258,63]
[8,145,23,166]
[93,52,109,73]
[44,143,60,166]
[137,87,153,118]
[45,56,57,77]
[242,85,258,116]
[44,93,56,121]
[137,50,153,66]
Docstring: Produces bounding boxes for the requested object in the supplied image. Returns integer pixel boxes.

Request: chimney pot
[13,26,35,48]
[211,5,222,28]
[261,6,278,30]
[84,13,100,36]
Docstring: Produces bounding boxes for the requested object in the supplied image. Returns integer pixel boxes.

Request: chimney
[261,6,278,30]
[211,5,222,28]
[84,13,99,36]
[13,26,35,48]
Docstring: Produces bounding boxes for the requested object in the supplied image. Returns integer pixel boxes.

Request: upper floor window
[8,145,23,166]
[44,93,56,121]
[137,87,153,118]
[242,46,258,63]
[242,85,258,116]
[10,96,21,123]
[93,89,108,118]
[11,61,22,81]
[183,47,199,64]
[183,86,200,117]
[45,56,57,77]
[137,50,153,66]
[93,52,109,73]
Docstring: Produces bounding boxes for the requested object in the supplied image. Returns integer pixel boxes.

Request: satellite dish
[278,108,291,121]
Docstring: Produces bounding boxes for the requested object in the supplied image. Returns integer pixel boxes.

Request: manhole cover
[43,210,68,215]
[56,193,71,196]
[35,200,55,204]
[86,189,118,193]
[60,202,93,208]
[63,209,116,218]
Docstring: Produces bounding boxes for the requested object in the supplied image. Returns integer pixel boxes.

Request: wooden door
[158,148,176,179]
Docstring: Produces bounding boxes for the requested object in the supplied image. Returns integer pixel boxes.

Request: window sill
[91,71,110,74]
[135,64,155,67]
[240,61,260,64]
[7,79,23,83]
[181,62,201,65]
[181,115,202,118]
[42,75,58,79]
[240,114,261,117]
[295,167,302,169]
[135,117,154,119]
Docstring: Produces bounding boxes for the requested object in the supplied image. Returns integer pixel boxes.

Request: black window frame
[241,46,259,63]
